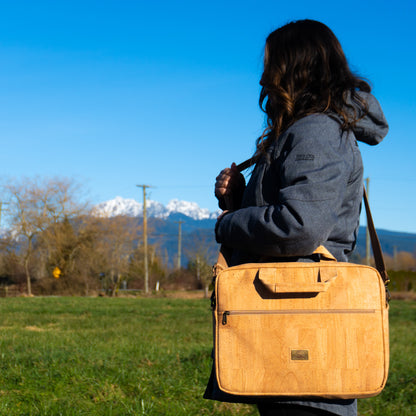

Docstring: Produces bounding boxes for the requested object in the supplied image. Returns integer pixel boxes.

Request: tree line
[0,177,214,296]
[1,176,415,297]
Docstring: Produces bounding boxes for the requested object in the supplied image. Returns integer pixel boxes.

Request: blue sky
[0,0,415,233]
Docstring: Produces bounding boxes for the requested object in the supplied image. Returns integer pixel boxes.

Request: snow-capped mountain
[94,196,220,220]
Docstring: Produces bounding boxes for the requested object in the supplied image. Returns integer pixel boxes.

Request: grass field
[0,296,414,415]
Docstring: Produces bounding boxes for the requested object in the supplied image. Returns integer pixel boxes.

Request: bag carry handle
[258,267,337,293]
[216,158,389,286]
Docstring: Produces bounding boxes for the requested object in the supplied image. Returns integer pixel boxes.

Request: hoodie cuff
[215,210,231,243]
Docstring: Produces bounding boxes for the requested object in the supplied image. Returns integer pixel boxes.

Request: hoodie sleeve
[215,115,355,257]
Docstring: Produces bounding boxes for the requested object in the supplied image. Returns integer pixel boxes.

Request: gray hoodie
[207,92,388,415]
[215,92,388,265]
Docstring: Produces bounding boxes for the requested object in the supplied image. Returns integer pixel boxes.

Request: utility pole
[136,185,152,294]
[175,220,184,269]
[365,177,371,266]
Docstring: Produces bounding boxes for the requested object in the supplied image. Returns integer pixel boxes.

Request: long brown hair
[256,19,371,156]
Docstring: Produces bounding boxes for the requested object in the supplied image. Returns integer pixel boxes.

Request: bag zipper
[221,308,376,325]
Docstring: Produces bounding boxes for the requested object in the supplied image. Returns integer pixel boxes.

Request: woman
[204,20,388,416]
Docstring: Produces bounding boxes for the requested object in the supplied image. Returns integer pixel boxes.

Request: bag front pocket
[216,307,386,398]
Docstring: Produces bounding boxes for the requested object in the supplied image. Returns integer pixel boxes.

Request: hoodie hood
[351,91,389,145]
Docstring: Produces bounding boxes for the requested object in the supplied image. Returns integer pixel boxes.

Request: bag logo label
[291,349,309,361]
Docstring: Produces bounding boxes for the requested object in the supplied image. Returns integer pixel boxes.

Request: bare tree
[89,215,138,296]
[127,243,166,292]
[3,177,89,295]
[394,251,416,271]
[184,230,218,297]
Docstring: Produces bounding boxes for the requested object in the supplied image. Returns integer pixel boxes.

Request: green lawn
[0,297,414,415]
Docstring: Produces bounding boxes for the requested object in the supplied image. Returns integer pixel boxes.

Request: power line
[156,185,212,189]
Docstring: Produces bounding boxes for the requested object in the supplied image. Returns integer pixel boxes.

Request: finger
[216,172,239,185]
[216,176,231,186]
[216,168,232,178]
[215,185,231,197]
[216,176,231,185]
[215,184,231,192]
[215,188,229,199]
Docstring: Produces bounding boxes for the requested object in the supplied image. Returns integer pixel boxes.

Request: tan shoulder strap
[362,188,389,284]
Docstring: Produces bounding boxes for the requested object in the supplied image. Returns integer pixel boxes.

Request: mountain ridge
[94,196,220,221]
[95,197,416,262]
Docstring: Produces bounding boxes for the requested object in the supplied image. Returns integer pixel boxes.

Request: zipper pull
[222,311,230,325]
